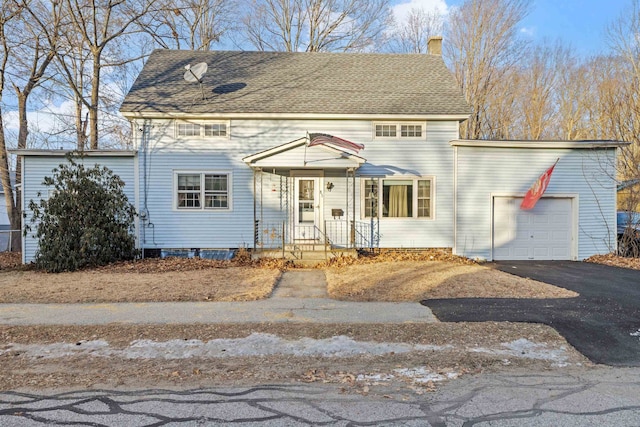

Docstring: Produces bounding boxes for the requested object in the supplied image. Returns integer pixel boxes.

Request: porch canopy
[242,136,366,169]
[243,137,367,251]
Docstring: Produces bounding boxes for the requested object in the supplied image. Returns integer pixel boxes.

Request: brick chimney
[427,36,443,55]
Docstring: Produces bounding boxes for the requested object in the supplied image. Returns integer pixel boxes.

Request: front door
[294,177,321,240]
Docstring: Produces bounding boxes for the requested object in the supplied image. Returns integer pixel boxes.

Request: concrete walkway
[0,270,436,325]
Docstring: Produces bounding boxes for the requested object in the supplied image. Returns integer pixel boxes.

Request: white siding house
[117,45,472,259]
[16,41,628,263]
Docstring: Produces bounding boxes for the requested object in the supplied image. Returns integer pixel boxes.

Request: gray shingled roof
[120,49,470,116]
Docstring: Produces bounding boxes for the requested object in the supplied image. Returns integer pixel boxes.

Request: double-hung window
[176,172,230,210]
[363,177,433,219]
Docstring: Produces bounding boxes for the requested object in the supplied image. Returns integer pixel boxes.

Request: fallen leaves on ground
[585,253,640,270]
[0,252,21,270]
[0,267,281,303]
[326,260,578,301]
[319,248,476,268]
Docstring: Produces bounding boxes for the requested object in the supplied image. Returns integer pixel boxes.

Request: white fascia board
[450,139,630,149]
[10,149,138,157]
[121,111,471,122]
[243,138,308,164]
[244,138,365,167]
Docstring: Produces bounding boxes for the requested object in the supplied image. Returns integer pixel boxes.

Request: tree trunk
[89,54,101,150]
[0,119,20,252]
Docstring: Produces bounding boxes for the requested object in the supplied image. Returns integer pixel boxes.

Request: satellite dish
[184,62,208,100]
[184,62,208,83]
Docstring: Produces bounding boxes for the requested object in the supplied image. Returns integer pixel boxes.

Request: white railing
[255,220,379,251]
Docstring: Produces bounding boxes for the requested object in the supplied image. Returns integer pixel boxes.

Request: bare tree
[1,0,65,250]
[606,0,640,215]
[444,0,531,139]
[606,0,640,142]
[389,6,443,53]
[0,2,24,250]
[242,0,392,52]
[56,27,91,150]
[57,0,158,150]
[554,53,590,140]
[516,42,568,140]
[142,0,233,51]
[482,66,521,139]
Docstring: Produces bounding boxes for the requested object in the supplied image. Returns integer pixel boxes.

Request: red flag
[308,133,364,152]
[520,159,559,210]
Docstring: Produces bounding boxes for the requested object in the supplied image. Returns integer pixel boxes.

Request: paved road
[1,367,640,426]
[423,261,640,366]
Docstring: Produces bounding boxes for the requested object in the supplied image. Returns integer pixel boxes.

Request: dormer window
[374,122,425,139]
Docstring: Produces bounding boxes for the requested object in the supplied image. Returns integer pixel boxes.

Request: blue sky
[392,0,628,55]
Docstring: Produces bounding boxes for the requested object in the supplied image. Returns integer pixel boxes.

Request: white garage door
[493,197,573,260]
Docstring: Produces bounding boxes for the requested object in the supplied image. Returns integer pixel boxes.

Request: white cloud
[520,26,537,37]
[3,99,76,134]
[392,0,450,23]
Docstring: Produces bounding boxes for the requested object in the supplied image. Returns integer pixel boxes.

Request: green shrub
[27,154,137,272]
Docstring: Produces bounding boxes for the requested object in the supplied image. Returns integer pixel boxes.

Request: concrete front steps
[254,243,358,266]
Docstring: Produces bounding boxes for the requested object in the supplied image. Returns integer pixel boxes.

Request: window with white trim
[374,122,425,139]
[176,172,230,210]
[177,123,201,137]
[362,177,433,218]
[204,123,227,137]
[176,121,229,138]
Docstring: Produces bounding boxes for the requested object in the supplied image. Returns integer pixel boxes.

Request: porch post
[351,168,356,247]
[252,168,257,251]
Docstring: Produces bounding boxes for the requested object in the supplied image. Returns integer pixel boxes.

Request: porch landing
[253,244,358,267]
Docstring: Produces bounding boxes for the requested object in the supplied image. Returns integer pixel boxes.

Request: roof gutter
[450,139,630,149]
[9,149,137,156]
[120,111,471,122]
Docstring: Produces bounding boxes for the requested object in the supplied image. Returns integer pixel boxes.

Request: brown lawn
[326,260,578,301]
[0,268,281,303]
[4,250,629,303]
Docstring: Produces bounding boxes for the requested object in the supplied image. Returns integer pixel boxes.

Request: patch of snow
[0,340,110,359]
[0,334,451,360]
[356,367,459,385]
[356,373,395,382]
[0,335,571,367]
[124,334,450,359]
[470,338,570,366]
[394,367,459,383]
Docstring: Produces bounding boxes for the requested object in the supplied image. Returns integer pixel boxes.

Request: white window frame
[175,120,230,139]
[174,171,232,211]
[373,122,426,139]
[361,176,434,220]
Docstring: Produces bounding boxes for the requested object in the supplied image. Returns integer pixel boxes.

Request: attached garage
[453,139,627,261]
[492,196,575,260]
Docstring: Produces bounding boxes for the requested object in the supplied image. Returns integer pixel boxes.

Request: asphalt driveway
[422,261,640,366]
